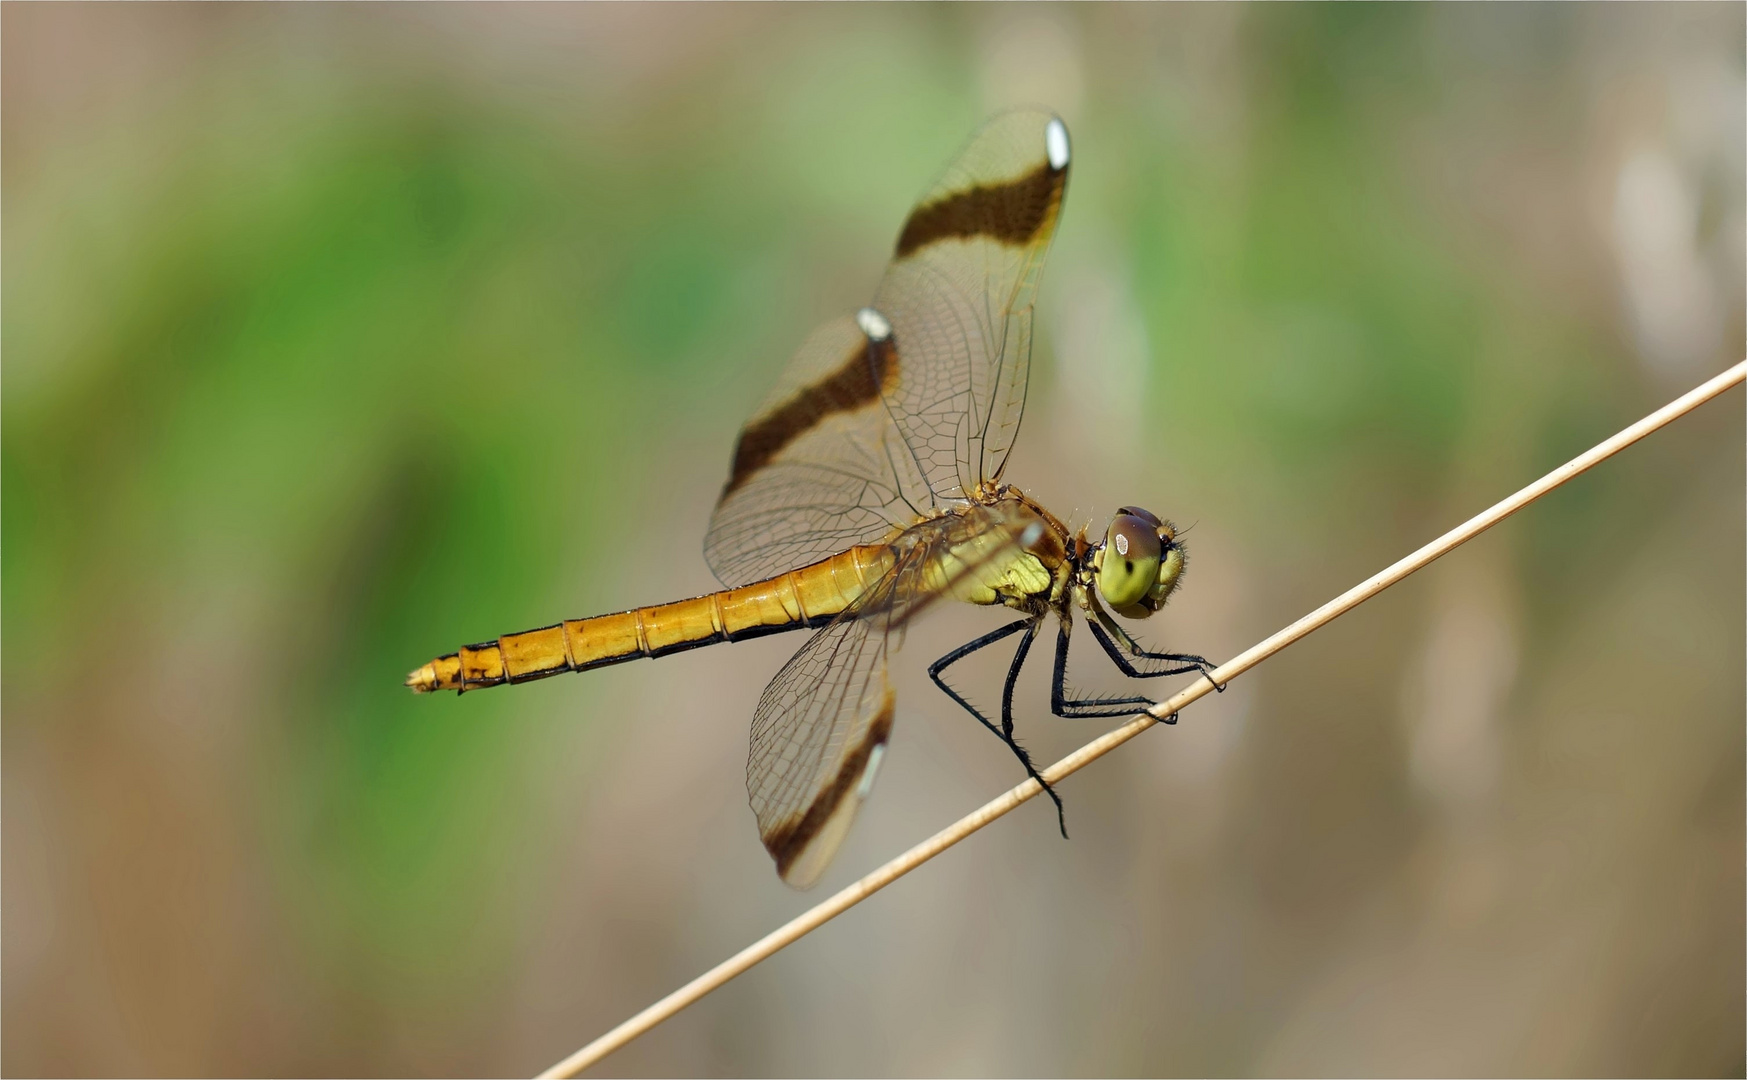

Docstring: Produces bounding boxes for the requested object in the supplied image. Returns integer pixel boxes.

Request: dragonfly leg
[1051,617,1167,722]
[928,616,1068,837]
[1087,604,1224,690]
[1087,620,1218,683]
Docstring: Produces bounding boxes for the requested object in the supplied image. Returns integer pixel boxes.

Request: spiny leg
[927,616,1068,836]
[999,618,1071,838]
[1086,621,1213,681]
[1090,607,1224,691]
[1051,616,1164,721]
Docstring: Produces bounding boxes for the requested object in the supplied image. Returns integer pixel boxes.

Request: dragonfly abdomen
[406,544,894,694]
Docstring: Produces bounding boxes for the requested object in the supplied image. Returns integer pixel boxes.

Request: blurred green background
[4,4,1742,1076]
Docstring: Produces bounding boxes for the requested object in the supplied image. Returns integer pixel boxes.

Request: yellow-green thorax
[925,535,1056,607]
[921,491,1074,611]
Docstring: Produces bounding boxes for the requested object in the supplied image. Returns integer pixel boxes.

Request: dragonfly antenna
[537,359,1747,1079]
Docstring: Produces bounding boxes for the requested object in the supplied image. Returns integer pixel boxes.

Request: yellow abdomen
[406,545,894,694]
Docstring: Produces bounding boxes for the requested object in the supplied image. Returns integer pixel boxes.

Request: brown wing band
[722,334,897,498]
[894,161,1066,258]
[763,685,895,880]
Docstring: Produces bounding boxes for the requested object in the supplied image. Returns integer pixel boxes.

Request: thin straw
[540,359,1745,1079]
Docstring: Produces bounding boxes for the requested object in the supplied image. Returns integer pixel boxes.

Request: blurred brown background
[4,4,1743,1076]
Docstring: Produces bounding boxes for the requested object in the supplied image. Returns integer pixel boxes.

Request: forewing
[706,112,1069,587]
[705,315,930,588]
[873,109,1070,500]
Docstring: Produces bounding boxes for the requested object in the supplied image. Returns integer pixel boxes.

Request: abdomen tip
[405,663,437,693]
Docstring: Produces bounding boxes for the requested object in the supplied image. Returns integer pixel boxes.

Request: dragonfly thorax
[1090,506,1186,619]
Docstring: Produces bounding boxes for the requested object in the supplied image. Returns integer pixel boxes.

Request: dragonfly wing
[874,109,1070,500]
[705,315,931,588]
[748,598,896,888]
[706,111,1070,586]
[747,509,1044,887]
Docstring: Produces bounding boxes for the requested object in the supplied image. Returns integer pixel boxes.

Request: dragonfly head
[1092,506,1185,619]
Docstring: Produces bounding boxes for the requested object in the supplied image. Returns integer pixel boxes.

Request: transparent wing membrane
[705,316,930,588]
[747,590,895,888]
[875,109,1068,500]
[705,110,1069,587]
[747,507,1046,886]
[717,111,1073,885]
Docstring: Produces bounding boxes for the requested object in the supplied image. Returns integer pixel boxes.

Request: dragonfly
[407,110,1212,888]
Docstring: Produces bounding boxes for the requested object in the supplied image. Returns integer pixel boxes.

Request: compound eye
[1097,514,1163,609]
[1116,506,1162,528]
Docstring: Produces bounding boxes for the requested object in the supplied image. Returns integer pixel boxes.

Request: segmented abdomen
[405,545,894,694]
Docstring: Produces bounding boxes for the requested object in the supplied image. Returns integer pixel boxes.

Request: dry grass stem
[539,359,1746,1079]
